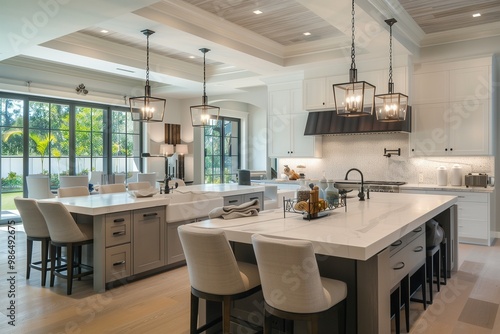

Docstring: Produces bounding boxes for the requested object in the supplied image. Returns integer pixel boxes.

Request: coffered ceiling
[1,0,499,100]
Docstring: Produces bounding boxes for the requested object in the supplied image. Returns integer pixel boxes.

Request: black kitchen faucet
[345,168,368,201]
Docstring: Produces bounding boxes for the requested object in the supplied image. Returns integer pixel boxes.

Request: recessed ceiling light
[473,13,481,18]
[189,55,196,59]
[253,10,262,15]
[303,32,311,36]
[100,29,109,33]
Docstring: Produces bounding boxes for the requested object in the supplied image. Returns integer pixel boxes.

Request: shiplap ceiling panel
[181,0,343,46]
[399,0,500,34]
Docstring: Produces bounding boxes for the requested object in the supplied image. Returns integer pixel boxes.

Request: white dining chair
[113,173,126,184]
[88,171,103,185]
[58,186,90,198]
[59,175,89,188]
[99,183,126,194]
[127,182,151,191]
[26,175,55,199]
[137,172,157,188]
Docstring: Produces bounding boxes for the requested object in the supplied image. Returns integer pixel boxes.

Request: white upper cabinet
[410,57,494,156]
[268,83,322,158]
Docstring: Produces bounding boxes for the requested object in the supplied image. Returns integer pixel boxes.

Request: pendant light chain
[388,22,393,85]
[350,0,356,70]
[145,33,150,87]
[203,50,207,97]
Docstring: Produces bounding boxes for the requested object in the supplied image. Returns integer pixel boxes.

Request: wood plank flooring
[1,223,499,333]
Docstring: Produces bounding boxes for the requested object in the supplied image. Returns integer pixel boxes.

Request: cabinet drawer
[389,233,425,288]
[105,244,131,283]
[105,212,131,246]
[431,191,487,203]
[457,202,487,221]
[458,219,488,239]
[389,225,424,256]
[224,195,243,206]
[243,192,263,210]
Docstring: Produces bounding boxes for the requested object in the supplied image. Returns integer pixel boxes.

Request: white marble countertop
[40,192,171,216]
[401,183,494,193]
[190,192,457,261]
[175,184,265,196]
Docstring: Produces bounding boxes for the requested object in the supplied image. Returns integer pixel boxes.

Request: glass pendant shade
[375,18,407,122]
[190,48,220,127]
[333,0,376,117]
[375,84,408,122]
[333,69,376,117]
[129,29,166,122]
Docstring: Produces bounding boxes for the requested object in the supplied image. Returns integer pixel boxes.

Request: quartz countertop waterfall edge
[190,192,458,261]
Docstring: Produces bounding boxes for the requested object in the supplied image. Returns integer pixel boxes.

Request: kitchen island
[43,184,265,292]
[190,192,458,333]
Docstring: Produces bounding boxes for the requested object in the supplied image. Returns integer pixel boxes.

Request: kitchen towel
[208,199,260,220]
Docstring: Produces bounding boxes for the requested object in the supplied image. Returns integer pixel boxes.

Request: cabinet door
[269,90,291,116]
[411,103,449,155]
[167,220,194,265]
[268,115,292,157]
[449,100,490,155]
[413,71,449,104]
[304,78,327,110]
[133,207,165,274]
[449,66,490,101]
[290,113,315,157]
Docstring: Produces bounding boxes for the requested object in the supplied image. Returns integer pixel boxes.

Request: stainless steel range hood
[304,107,411,135]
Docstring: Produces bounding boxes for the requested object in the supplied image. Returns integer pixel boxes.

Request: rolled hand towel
[208,199,260,220]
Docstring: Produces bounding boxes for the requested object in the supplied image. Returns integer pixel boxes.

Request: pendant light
[375,19,408,122]
[333,0,376,117]
[190,48,220,127]
[129,29,166,122]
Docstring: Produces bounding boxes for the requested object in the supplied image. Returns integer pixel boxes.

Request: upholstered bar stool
[426,245,441,304]
[127,182,151,190]
[14,198,52,286]
[26,175,55,199]
[38,201,93,295]
[177,225,262,334]
[99,183,126,194]
[58,186,90,198]
[252,234,347,334]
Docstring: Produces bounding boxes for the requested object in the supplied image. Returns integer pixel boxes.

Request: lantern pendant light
[129,29,166,122]
[375,18,408,122]
[190,48,220,127]
[333,0,376,117]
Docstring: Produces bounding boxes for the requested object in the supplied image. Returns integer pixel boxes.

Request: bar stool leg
[67,244,74,295]
[26,239,33,279]
[41,239,49,287]
[222,296,231,334]
[190,293,198,334]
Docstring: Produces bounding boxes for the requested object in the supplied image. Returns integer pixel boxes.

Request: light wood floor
[1,224,499,333]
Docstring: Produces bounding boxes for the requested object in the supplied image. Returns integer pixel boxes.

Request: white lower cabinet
[223,192,264,210]
[401,189,493,246]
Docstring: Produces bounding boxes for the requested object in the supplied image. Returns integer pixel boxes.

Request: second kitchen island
[190,192,458,333]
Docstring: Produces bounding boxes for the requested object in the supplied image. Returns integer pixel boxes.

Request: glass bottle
[319,171,328,192]
[325,180,339,208]
[296,179,310,203]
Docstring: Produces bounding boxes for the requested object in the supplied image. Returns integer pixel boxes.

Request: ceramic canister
[437,166,448,186]
[451,164,462,186]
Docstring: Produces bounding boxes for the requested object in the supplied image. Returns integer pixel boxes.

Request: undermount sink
[162,192,223,223]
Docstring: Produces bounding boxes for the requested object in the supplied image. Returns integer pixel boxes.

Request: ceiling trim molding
[420,21,500,47]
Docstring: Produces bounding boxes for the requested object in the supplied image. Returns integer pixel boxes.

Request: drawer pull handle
[113,261,125,266]
[143,212,158,217]
[458,196,465,198]
[228,200,238,204]
[113,218,125,223]
[393,262,405,270]
[249,197,259,200]
[413,227,422,233]
[414,246,424,252]
[112,231,125,236]
[391,240,402,247]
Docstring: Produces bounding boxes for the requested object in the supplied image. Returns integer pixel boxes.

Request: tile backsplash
[278,133,494,184]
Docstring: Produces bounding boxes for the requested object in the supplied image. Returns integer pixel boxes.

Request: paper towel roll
[451,164,462,186]
[437,166,447,186]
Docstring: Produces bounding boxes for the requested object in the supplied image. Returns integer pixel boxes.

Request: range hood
[304,107,411,135]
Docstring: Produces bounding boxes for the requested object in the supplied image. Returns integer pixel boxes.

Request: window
[0,92,143,217]
[204,117,240,184]
[111,108,141,182]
